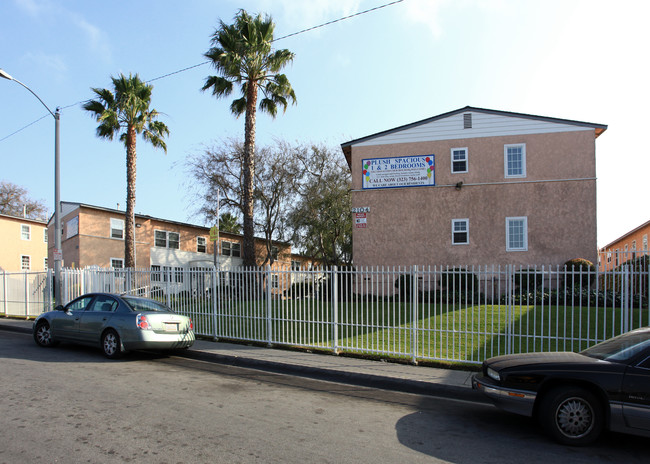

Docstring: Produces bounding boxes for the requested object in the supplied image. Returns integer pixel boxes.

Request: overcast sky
[1,0,648,249]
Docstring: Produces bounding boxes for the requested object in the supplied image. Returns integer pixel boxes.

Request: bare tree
[288,145,352,266]
[0,181,48,220]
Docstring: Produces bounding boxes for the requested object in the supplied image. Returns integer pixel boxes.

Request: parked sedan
[472,327,650,445]
[33,293,195,359]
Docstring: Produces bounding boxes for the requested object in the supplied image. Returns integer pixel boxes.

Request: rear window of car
[122,297,171,312]
[582,331,650,362]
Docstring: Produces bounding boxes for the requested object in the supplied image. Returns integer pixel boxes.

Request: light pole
[0,68,63,307]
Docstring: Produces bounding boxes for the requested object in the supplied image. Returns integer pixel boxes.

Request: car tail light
[137,314,151,330]
[189,318,194,330]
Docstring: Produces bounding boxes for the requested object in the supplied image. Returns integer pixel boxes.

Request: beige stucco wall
[0,215,48,271]
[349,130,598,267]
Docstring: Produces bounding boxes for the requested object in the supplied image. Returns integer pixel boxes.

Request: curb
[0,321,485,403]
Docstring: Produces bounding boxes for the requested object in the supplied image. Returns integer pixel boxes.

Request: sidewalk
[0,316,482,402]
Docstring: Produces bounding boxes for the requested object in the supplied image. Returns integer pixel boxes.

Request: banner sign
[362,155,435,189]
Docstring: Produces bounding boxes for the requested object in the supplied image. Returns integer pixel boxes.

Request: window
[504,144,526,178]
[89,295,119,312]
[44,228,48,243]
[44,258,48,270]
[174,267,184,283]
[21,255,30,270]
[452,219,469,245]
[67,296,94,312]
[110,218,124,239]
[152,265,161,282]
[271,274,279,288]
[111,258,124,269]
[155,230,180,249]
[271,246,279,261]
[291,260,302,270]
[506,217,528,251]
[644,234,648,251]
[197,237,207,253]
[222,241,241,257]
[21,225,30,241]
[451,148,468,173]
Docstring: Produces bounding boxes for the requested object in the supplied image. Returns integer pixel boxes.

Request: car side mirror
[55,305,65,311]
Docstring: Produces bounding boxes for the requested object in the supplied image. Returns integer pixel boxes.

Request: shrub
[513,270,545,290]
[563,258,596,289]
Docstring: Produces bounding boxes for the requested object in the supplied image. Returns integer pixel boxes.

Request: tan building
[0,213,48,271]
[341,106,607,267]
[599,219,650,271]
[47,202,294,271]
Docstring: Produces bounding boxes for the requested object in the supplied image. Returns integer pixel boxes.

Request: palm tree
[83,73,169,269]
[219,212,241,234]
[203,9,296,267]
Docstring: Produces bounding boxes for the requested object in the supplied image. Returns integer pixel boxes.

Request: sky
[1,0,649,249]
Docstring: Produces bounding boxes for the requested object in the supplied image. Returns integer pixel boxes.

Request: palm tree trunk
[124,126,137,269]
[242,82,258,268]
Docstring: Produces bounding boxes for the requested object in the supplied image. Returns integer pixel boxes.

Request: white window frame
[506,217,528,252]
[44,228,48,243]
[154,229,180,249]
[21,224,31,241]
[222,241,241,258]
[451,147,468,174]
[110,258,124,269]
[110,218,125,240]
[197,236,207,253]
[21,255,31,270]
[451,219,469,245]
[504,144,526,178]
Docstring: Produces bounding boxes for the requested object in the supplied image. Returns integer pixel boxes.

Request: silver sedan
[33,293,195,358]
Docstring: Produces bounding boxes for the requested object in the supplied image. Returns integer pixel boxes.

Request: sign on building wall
[355,213,367,228]
[362,155,435,189]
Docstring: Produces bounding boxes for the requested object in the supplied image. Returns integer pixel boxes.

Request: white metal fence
[2,259,648,364]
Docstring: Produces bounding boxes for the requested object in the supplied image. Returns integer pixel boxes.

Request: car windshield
[581,330,650,362]
[122,297,171,313]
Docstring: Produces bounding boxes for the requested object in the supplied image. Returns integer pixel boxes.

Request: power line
[1,0,405,141]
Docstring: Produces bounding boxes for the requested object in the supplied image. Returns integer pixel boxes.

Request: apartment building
[599,219,650,271]
[341,106,607,267]
[0,213,48,271]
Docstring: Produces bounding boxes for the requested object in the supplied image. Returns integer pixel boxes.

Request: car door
[51,295,95,340]
[77,295,119,343]
[622,356,650,431]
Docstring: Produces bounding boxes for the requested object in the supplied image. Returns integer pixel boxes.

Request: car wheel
[34,321,58,347]
[101,329,123,359]
[539,386,604,446]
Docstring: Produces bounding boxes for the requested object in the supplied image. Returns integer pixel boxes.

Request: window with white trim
[504,144,526,178]
[197,237,207,253]
[451,148,468,173]
[111,258,124,269]
[644,234,648,251]
[154,230,180,249]
[21,225,30,240]
[110,218,124,239]
[452,219,469,245]
[44,228,48,243]
[222,241,241,257]
[506,217,528,251]
[21,255,31,270]
[271,246,279,261]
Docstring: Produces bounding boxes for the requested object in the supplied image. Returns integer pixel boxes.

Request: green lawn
[171,296,650,364]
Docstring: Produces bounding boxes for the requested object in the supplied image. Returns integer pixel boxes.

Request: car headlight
[487,367,500,382]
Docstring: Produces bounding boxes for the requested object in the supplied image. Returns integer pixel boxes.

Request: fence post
[332,265,339,354]
[505,265,513,355]
[2,270,6,316]
[411,265,418,364]
[622,265,630,333]
[212,267,218,341]
[266,265,272,346]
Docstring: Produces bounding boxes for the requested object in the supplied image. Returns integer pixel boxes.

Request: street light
[0,68,63,308]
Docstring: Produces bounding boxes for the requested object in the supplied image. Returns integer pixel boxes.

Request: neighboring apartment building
[599,219,650,271]
[0,213,48,272]
[47,202,295,272]
[341,106,607,267]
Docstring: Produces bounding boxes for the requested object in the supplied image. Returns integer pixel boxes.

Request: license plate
[164,322,179,332]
